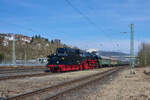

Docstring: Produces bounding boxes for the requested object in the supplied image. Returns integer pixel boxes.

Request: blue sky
[0,0,150,53]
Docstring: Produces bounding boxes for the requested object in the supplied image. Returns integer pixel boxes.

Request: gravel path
[0,67,113,98]
[58,67,150,100]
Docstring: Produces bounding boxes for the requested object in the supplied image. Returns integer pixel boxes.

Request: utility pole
[130,24,135,74]
[24,48,27,65]
[121,24,135,74]
[12,34,16,65]
[144,44,147,66]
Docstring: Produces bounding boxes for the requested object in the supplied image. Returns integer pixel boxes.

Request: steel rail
[0,68,45,74]
[0,72,53,81]
[6,67,123,100]
[0,66,45,70]
[45,67,121,100]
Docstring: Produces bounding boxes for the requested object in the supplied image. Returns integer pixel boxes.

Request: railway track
[0,66,45,70]
[6,67,124,100]
[0,72,53,81]
[0,68,45,74]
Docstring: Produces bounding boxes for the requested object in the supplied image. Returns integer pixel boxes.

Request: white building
[86,48,98,53]
[4,35,14,41]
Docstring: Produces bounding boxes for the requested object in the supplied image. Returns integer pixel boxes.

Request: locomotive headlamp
[56,61,59,64]
[62,57,64,60]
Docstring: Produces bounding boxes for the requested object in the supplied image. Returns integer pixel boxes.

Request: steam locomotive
[46,47,127,72]
[46,47,99,72]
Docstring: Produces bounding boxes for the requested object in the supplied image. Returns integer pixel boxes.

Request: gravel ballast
[58,67,150,100]
[0,67,113,98]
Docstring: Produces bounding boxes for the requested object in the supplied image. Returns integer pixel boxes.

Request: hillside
[0,33,68,63]
[97,51,129,57]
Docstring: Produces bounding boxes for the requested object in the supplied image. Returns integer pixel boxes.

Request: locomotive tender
[46,47,126,72]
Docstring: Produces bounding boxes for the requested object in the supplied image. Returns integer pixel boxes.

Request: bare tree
[138,42,150,67]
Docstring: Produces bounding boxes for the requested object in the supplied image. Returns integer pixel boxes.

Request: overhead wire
[64,0,106,33]
[0,0,123,52]
[0,20,37,33]
[0,19,48,38]
[64,0,121,51]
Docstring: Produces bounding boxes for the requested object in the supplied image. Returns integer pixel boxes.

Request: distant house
[3,39,8,46]
[0,33,32,46]
[54,39,61,44]
[21,36,31,43]
[4,33,14,41]
[15,34,31,43]
[45,43,49,47]
[0,33,13,46]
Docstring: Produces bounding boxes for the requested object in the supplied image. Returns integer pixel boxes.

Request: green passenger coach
[98,56,118,67]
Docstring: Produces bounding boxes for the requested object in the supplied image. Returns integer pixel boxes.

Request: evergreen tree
[35,35,38,39]
[38,35,41,39]
[0,53,4,63]
[51,40,54,44]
